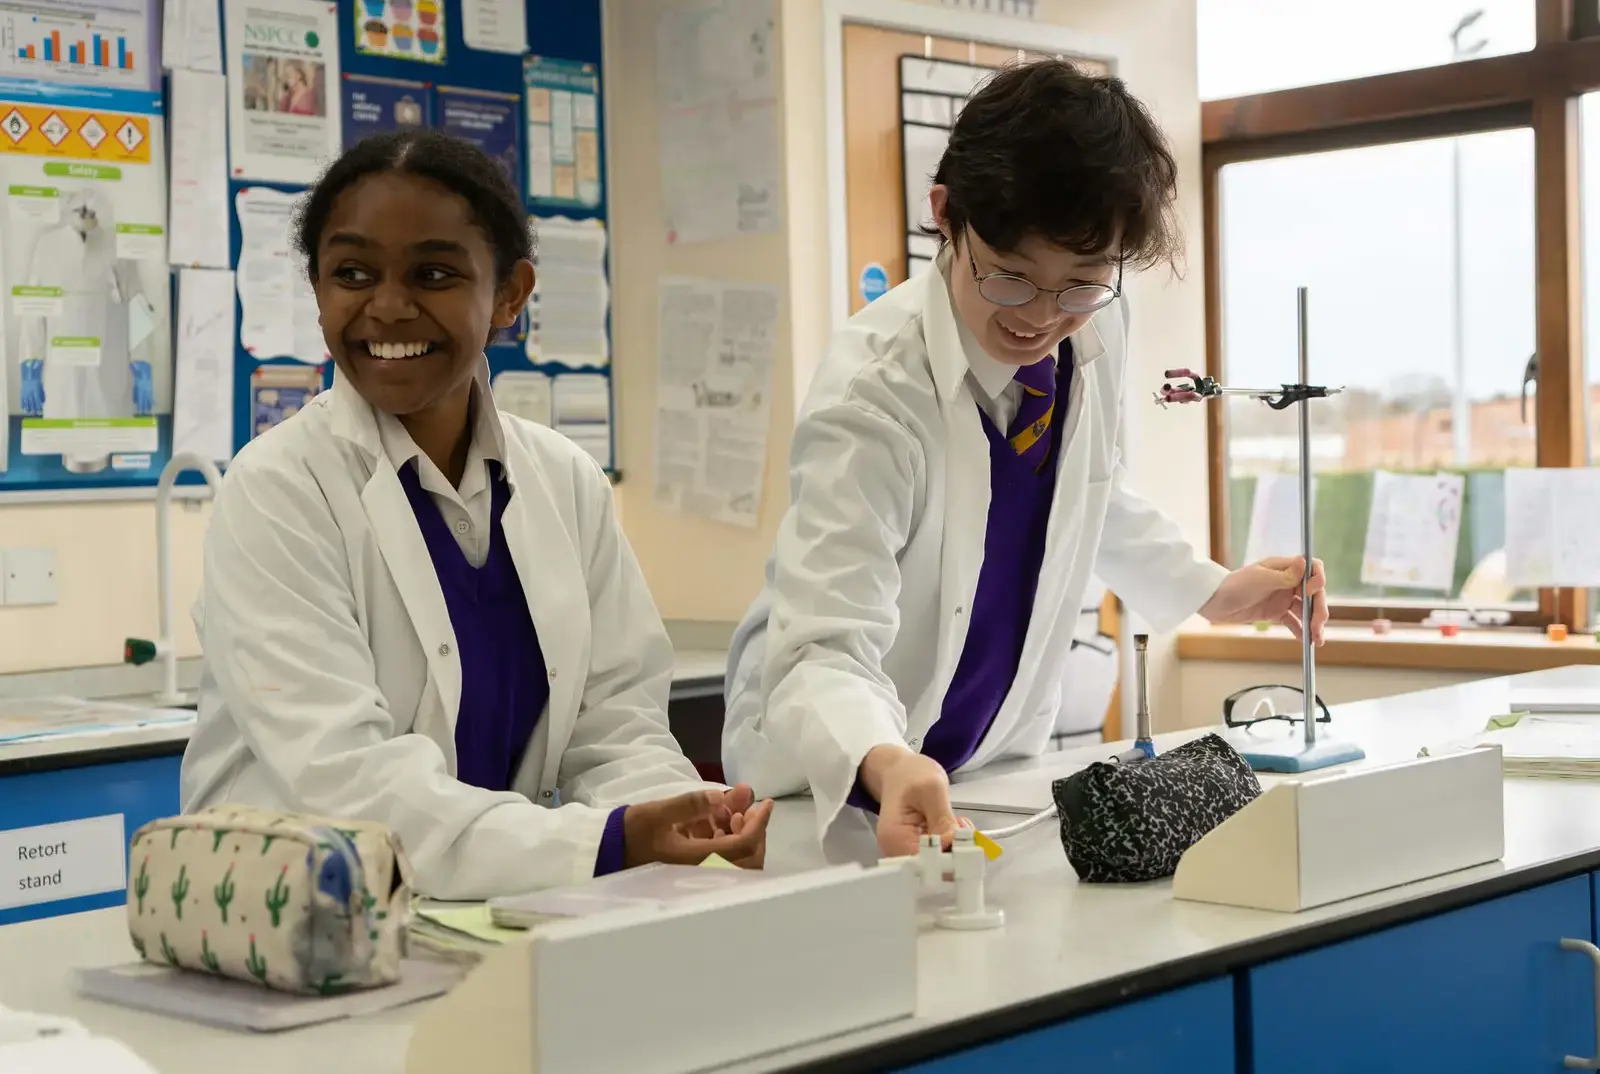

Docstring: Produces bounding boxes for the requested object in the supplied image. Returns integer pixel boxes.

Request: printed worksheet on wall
[654,276,779,527]
[655,0,779,245]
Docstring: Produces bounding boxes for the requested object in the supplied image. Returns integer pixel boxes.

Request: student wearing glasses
[721,61,1328,857]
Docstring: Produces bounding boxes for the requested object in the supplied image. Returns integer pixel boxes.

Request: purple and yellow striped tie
[1007,356,1056,468]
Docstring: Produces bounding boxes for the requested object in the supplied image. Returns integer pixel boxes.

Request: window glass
[1199,0,1535,102]
[1219,129,1537,607]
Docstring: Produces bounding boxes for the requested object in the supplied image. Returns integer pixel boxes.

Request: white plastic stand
[897,830,1004,930]
[1172,745,1505,913]
[405,864,918,1074]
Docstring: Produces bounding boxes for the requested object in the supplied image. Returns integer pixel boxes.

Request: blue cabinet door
[0,753,182,926]
[892,976,1234,1073]
[1250,874,1595,1073]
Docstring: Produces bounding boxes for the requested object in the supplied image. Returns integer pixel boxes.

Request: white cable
[981,804,1058,840]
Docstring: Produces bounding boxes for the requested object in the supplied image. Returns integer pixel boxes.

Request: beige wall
[0,501,207,674]
[602,0,817,625]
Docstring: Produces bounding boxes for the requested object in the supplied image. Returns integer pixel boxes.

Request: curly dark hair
[931,59,1183,272]
[293,128,535,284]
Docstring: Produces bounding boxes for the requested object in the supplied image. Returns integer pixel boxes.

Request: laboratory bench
[0,650,730,925]
[5,666,1600,1072]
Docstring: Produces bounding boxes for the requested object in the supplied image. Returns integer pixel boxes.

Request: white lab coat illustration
[17,191,143,426]
[723,250,1230,846]
[181,367,710,899]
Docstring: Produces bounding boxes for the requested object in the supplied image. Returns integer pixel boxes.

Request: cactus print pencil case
[125,805,414,996]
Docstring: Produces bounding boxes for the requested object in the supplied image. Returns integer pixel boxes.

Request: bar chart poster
[0,1,157,92]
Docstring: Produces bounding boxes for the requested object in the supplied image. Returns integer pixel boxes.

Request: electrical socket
[4,548,57,606]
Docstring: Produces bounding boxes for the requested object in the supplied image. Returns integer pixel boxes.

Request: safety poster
[0,77,171,490]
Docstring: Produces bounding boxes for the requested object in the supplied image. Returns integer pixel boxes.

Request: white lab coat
[18,219,138,424]
[181,369,710,900]
[723,254,1228,845]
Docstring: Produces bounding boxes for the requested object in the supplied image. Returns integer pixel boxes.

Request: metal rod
[1134,633,1151,745]
[1297,287,1317,747]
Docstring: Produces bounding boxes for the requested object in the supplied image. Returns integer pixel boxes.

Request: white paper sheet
[656,0,779,245]
[491,370,553,427]
[654,277,779,527]
[552,373,611,468]
[234,187,326,365]
[463,0,528,54]
[224,0,342,185]
[167,69,230,269]
[172,268,235,462]
[1504,468,1600,587]
[527,217,608,368]
[1243,471,1313,564]
[162,0,223,73]
[1359,470,1465,592]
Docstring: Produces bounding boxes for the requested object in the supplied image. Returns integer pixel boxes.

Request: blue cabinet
[1250,874,1596,1073]
[0,753,182,926]
[892,976,1234,1073]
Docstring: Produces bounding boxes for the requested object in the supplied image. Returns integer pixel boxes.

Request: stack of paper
[408,905,526,964]
[1477,713,1600,778]
[408,855,752,962]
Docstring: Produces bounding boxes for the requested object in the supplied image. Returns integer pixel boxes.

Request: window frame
[1201,0,1600,629]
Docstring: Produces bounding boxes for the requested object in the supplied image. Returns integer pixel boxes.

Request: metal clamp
[1561,937,1600,1069]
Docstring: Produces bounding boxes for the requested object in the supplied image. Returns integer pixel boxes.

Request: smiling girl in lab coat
[182,131,771,899]
[722,61,1327,858]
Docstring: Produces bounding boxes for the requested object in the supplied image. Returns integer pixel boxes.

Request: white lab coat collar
[327,358,505,464]
[374,369,506,505]
[926,244,1110,408]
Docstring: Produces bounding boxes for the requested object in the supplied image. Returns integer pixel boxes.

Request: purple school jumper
[851,346,1069,809]
[399,459,628,874]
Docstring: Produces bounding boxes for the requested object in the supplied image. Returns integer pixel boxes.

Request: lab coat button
[549,668,558,679]
[438,643,451,656]
[955,606,965,617]
[454,519,469,535]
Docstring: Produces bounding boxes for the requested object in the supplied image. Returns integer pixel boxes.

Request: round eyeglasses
[966,244,1123,314]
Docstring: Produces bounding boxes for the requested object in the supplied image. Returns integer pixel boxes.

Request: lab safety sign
[0,78,172,494]
[0,103,151,162]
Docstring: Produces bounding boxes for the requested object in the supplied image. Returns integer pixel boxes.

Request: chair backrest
[1054,579,1119,737]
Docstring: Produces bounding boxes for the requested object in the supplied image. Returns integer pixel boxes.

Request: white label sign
[8,189,59,224]
[0,814,127,910]
[10,286,64,317]
[48,337,102,367]
[116,224,166,261]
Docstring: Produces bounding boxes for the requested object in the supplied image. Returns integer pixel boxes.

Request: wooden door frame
[821,0,1129,332]
[821,0,1139,738]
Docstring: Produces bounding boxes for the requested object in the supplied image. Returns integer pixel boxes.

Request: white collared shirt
[374,379,505,568]
[944,261,1044,432]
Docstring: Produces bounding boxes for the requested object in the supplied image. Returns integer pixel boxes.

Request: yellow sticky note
[700,853,738,870]
[973,831,1003,861]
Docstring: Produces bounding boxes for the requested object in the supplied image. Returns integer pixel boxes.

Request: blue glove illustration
[19,359,44,416]
[130,360,153,416]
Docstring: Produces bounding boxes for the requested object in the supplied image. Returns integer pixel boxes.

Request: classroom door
[839,23,1125,738]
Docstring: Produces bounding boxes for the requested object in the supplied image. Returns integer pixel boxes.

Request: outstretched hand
[622,785,774,870]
